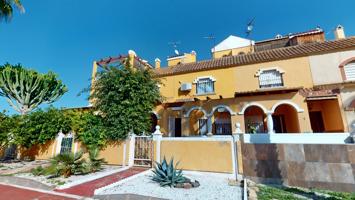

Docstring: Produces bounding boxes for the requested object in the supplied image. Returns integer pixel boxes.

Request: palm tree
[0,0,24,22]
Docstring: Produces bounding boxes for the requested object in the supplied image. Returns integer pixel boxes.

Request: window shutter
[344,62,355,81]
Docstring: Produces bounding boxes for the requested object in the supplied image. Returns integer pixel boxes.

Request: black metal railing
[214,122,232,135]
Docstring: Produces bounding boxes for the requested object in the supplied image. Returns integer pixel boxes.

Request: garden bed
[14,165,122,188]
[248,182,355,200]
[97,170,242,200]
[0,160,49,175]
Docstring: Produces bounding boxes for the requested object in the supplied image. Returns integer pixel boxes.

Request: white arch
[238,102,268,115]
[208,105,236,117]
[184,106,208,118]
[270,100,304,113]
[151,111,161,120]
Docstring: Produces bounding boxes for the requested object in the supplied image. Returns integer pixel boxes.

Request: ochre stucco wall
[20,140,57,160]
[160,140,234,173]
[158,57,313,103]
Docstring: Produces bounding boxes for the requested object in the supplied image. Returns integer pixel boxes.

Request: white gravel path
[98,171,242,200]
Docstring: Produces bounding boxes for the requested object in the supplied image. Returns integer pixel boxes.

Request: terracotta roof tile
[154,37,355,77]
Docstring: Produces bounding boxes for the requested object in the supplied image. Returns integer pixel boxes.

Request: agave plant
[87,148,106,173]
[51,151,86,178]
[152,157,186,187]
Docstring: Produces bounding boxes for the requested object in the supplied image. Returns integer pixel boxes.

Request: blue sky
[0,0,354,114]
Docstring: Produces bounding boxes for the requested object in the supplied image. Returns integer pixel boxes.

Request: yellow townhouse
[92,26,355,137]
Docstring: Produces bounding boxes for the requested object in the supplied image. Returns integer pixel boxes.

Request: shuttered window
[258,69,284,88]
[344,62,355,81]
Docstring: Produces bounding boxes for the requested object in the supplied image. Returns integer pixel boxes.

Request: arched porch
[210,105,234,135]
[272,104,301,133]
[243,105,267,134]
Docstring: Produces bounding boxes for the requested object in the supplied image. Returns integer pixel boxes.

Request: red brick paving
[0,184,76,200]
[55,167,147,197]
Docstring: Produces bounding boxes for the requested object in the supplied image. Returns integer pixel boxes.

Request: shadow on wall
[249,134,283,185]
[19,141,55,160]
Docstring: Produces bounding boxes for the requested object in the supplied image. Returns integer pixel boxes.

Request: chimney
[128,50,136,66]
[155,58,161,69]
[334,25,346,40]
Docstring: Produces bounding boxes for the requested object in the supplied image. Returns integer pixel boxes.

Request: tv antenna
[246,17,255,38]
[204,34,216,58]
[168,41,181,55]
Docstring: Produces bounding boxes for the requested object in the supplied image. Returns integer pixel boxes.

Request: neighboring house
[91,25,355,136]
[307,26,355,133]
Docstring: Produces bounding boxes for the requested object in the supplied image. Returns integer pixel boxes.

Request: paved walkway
[0,184,80,200]
[55,167,147,197]
[0,176,54,190]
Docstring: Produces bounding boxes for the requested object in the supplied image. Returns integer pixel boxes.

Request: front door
[309,111,325,133]
[273,115,286,133]
[174,118,181,137]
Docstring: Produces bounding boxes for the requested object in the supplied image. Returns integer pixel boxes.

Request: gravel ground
[98,171,242,200]
[0,160,49,175]
[15,165,121,187]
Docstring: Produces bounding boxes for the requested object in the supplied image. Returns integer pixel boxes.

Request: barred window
[258,69,284,88]
[60,137,73,154]
[196,78,214,94]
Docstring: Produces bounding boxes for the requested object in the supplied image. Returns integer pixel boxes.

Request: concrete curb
[243,178,248,200]
[0,182,88,199]
[57,166,129,189]
[94,169,152,195]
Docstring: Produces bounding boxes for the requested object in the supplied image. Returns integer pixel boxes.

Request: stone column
[266,112,275,134]
[207,116,213,136]
[128,133,136,167]
[152,125,163,163]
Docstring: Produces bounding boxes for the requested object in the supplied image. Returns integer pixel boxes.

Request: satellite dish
[174,49,180,55]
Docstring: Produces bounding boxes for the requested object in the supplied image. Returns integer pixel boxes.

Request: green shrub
[86,148,106,173]
[31,166,45,176]
[152,157,186,187]
[50,151,86,178]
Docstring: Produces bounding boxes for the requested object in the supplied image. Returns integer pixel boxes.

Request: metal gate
[134,135,153,167]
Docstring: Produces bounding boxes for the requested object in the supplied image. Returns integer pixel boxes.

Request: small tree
[90,60,161,140]
[0,111,19,148]
[0,63,67,115]
[0,0,24,22]
[14,107,72,148]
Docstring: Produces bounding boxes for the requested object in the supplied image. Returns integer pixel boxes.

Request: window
[194,77,215,95]
[60,137,73,154]
[344,61,355,81]
[257,69,284,88]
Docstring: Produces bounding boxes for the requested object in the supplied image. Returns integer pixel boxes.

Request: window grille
[60,137,73,154]
[196,78,214,94]
[258,69,283,88]
[214,122,232,135]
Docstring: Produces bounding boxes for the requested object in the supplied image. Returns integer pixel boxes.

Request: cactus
[0,63,67,115]
[0,0,24,22]
[152,157,186,187]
